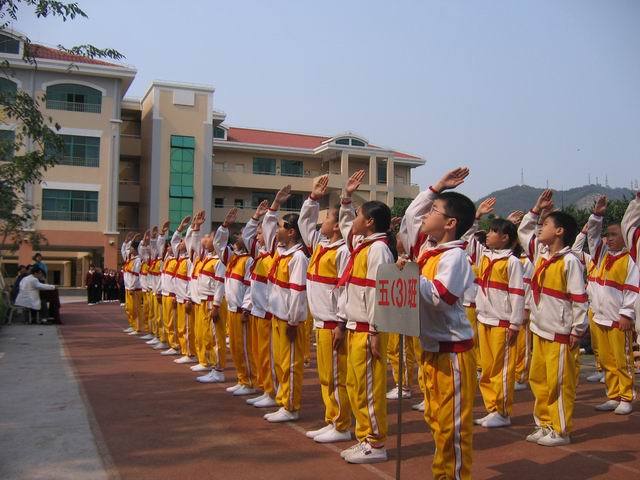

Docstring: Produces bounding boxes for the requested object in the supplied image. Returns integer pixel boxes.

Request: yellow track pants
[273,318,305,412]
[252,315,277,397]
[591,322,635,402]
[465,306,481,369]
[316,328,350,432]
[388,333,417,389]
[422,349,476,480]
[228,310,257,387]
[477,322,517,417]
[589,310,603,372]
[515,321,532,384]
[346,331,388,446]
[529,334,580,435]
[162,295,178,350]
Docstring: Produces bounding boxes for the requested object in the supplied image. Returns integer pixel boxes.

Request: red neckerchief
[416,245,461,270]
[225,252,249,279]
[531,254,566,304]
[479,254,511,294]
[336,237,388,288]
[309,242,342,275]
[268,245,303,282]
[604,250,628,271]
[250,251,271,276]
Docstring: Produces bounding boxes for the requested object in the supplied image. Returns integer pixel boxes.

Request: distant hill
[477,185,635,217]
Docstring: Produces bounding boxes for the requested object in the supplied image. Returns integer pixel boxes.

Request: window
[0,129,15,161]
[213,126,227,139]
[169,135,195,229]
[335,138,350,145]
[252,192,275,208]
[377,161,387,184]
[0,77,17,102]
[234,199,244,208]
[46,84,102,113]
[335,137,367,147]
[351,139,365,147]
[253,157,276,175]
[214,198,224,208]
[283,194,303,211]
[119,157,140,183]
[50,135,100,167]
[42,189,98,222]
[0,34,20,54]
[281,159,303,177]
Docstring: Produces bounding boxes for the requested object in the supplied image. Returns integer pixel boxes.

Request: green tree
[0,0,124,274]
[391,197,412,218]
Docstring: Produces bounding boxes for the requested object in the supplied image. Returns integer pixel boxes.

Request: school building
[1,30,425,286]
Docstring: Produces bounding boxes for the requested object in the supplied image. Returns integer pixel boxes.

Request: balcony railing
[213,203,302,213]
[41,210,98,222]
[46,99,101,113]
[58,156,99,167]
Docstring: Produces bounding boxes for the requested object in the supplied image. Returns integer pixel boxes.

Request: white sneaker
[145,337,159,345]
[174,355,197,364]
[306,424,333,439]
[614,401,633,415]
[212,370,225,383]
[122,327,133,333]
[160,348,179,356]
[600,376,605,384]
[314,427,351,444]
[264,407,285,420]
[340,442,361,459]
[266,408,299,423]
[127,330,141,336]
[254,395,277,408]
[411,400,425,412]
[386,386,411,400]
[140,334,154,340]
[537,430,570,446]
[474,413,491,425]
[586,371,604,383]
[514,381,528,391]
[526,426,551,443]
[481,412,511,428]
[226,383,243,393]
[196,370,224,383]
[595,399,620,411]
[247,393,267,405]
[191,364,210,372]
[120,303,126,307]
[233,385,259,396]
[345,442,387,464]
[153,342,168,350]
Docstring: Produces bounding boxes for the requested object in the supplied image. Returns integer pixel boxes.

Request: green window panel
[213,126,226,139]
[0,77,17,103]
[0,34,20,54]
[281,159,303,177]
[46,83,102,113]
[253,157,276,175]
[42,189,98,222]
[169,135,195,230]
[54,135,100,167]
[0,129,15,161]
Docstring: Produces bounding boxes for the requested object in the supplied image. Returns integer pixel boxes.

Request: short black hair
[33,253,42,260]
[437,192,476,239]
[30,266,43,275]
[282,213,302,241]
[547,211,579,247]
[489,218,518,249]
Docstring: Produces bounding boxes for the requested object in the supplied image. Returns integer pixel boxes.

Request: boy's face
[351,207,372,236]
[606,224,625,251]
[204,235,214,252]
[486,229,509,250]
[320,209,339,237]
[421,199,454,240]
[277,219,294,244]
[256,225,264,246]
[538,217,563,246]
[177,240,186,255]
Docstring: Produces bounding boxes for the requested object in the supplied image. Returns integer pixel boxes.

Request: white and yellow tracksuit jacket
[299,197,349,329]
[242,217,274,319]
[518,211,589,342]
[586,213,639,327]
[262,209,309,326]
[622,195,640,330]
[338,198,394,333]
[213,225,253,313]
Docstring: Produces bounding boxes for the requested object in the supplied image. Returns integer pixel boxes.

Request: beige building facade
[1,31,425,286]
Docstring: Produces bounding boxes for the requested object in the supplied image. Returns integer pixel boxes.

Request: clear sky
[13,0,640,199]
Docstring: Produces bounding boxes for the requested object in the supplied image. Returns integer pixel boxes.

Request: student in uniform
[469,203,526,429]
[518,189,589,446]
[402,167,477,479]
[242,201,278,407]
[171,215,197,364]
[143,227,166,348]
[214,208,258,396]
[159,221,180,356]
[622,190,640,331]
[299,174,352,443]
[261,185,310,423]
[515,245,534,391]
[122,235,144,336]
[337,170,396,464]
[586,196,638,414]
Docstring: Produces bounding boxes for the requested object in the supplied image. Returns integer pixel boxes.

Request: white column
[386,155,395,206]
[369,155,377,201]
[340,150,349,178]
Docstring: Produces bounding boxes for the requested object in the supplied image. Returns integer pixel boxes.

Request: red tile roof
[28,44,122,67]
[225,127,421,160]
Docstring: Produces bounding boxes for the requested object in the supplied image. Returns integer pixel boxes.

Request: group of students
[85,266,121,305]
[118,168,640,479]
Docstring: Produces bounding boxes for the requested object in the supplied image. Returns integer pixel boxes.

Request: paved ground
[3,303,640,479]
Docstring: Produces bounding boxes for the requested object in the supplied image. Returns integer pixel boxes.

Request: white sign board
[373,262,421,337]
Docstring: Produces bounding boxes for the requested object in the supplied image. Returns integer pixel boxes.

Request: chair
[3,290,39,325]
